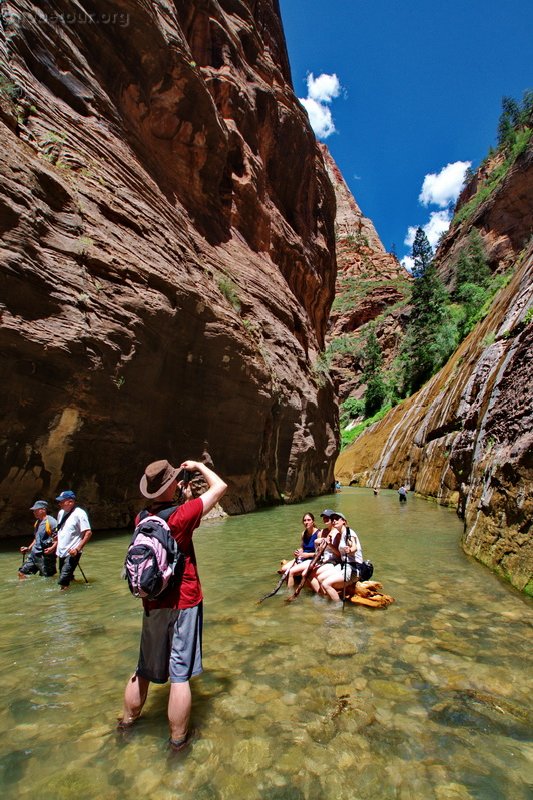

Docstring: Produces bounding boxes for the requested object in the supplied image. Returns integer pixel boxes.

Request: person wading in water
[119,458,227,752]
[18,500,57,579]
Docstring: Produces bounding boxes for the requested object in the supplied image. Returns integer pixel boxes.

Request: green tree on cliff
[362,325,386,416]
[497,91,533,150]
[455,229,491,289]
[454,229,492,337]
[401,228,455,393]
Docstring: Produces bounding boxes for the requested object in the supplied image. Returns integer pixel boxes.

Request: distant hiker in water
[18,500,57,579]
[398,485,408,503]
[119,458,227,752]
[55,490,92,591]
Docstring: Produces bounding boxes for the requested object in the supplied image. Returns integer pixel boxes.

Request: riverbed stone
[325,637,358,657]
[435,782,475,800]
[306,716,336,744]
[218,773,259,800]
[368,679,414,701]
[215,694,259,720]
[233,737,272,775]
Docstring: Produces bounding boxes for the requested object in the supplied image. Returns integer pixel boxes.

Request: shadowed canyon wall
[0,0,339,532]
[336,145,533,593]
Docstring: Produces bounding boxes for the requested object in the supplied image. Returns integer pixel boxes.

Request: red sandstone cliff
[0,0,338,531]
[320,145,410,400]
[336,144,533,593]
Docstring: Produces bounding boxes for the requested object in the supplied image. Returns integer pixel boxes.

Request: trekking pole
[257,561,293,604]
[286,538,327,603]
[342,554,348,612]
[77,558,89,584]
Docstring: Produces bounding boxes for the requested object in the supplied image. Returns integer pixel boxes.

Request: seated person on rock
[319,512,364,602]
[282,513,321,589]
[308,509,340,594]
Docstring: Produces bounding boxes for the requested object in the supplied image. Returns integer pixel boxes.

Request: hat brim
[139,468,180,499]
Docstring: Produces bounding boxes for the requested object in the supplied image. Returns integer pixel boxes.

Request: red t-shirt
[142,497,204,611]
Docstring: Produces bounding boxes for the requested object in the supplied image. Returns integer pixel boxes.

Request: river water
[0,488,531,800]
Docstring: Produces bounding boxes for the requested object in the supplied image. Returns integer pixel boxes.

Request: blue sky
[279,0,532,264]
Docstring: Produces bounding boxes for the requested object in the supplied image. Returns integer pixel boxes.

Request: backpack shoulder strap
[138,505,178,524]
[156,505,178,522]
[56,508,75,531]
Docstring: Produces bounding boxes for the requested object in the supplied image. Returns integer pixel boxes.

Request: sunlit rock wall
[320,144,411,401]
[336,143,533,593]
[0,0,339,532]
[336,242,533,593]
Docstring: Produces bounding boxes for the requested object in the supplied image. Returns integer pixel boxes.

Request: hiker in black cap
[18,500,58,579]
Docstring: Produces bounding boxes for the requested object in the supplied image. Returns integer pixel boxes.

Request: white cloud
[299,72,342,140]
[401,255,414,272]
[404,210,452,252]
[300,97,336,139]
[402,160,471,261]
[306,72,341,104]
[419,161,471,208]
[424,210,452,249]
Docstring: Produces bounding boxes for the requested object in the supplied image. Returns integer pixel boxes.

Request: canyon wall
[336,145,533,593]
[0,0,339,532]
[320,144,410,401]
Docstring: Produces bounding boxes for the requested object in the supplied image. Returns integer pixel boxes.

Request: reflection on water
[0,489,531,800]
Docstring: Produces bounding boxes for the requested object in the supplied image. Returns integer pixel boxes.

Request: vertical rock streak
[336,243,533,592]
[0,0,339,530]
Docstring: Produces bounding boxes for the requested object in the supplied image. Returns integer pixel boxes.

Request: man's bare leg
[168,680,192,743]
[119,673,150,727]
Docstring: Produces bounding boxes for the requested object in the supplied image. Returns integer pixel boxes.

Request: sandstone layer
[0,0,338,532]
[336,143,533,593]
[320,145,410,401]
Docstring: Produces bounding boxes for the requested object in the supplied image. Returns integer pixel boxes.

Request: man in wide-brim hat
[119,456,227,752]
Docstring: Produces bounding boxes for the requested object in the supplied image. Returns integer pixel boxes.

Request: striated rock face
[320,145,410,400]
[438,146,533,284]
[336,144,533,593]
[0,0,339,532]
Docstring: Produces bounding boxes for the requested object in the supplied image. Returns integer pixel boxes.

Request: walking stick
[286,539,327,603]
[342,554,348,612]
[76,557,89,584]
[257,561,293,604]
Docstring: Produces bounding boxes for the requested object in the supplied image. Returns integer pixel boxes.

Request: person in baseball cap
[55,490,91,590]
[18,500,57,580]
[55,490,76,502]
[29,500,49,511]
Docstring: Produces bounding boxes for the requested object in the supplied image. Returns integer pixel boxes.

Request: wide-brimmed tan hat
[139,459,180,499]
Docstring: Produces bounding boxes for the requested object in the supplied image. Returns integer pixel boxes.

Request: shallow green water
[0,489,531,800]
